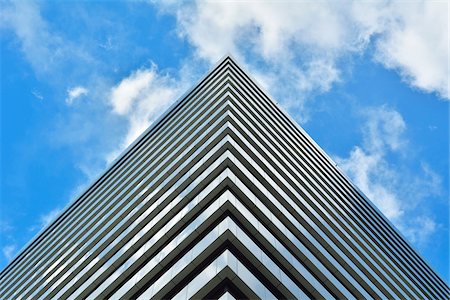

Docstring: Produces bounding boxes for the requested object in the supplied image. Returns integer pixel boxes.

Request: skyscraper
[0,56,448,299]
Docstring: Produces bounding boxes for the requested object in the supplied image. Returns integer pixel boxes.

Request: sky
[1,0,449,283]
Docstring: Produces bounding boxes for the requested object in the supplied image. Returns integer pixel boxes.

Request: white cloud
[2,244,17,261]
[2,0,445,259]
[39,208,63,228]
[338,147,403,220]
[1,1,55,75]
[397,216,438,246]
[111,68,156,115]
[0,220,13,233]
[66,86,88,105]
[32,90,44,101]
[155,1,357,117]
[1,1,91,80]
[2,1,115,183]
[154,0,449,103]
[335,106,441,244]
[373,2,449,99]
[108,63,188,162]
[165,2,360,63]
[362,106,407,153]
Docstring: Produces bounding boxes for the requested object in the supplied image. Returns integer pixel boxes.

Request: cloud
[335,106,441,244]
[107,63,189,162]
[153,0,449,104]
[111,68,156,116]
[0,221,17,262]
[372,2,449,99]
[154,1,357,119]
[163,2,362,63]
[2,1,445,262]
[27,207,63,234]
[0,220,13,233]
[66,86,88,105]
[2,244,17,261]
[1,1,56,75]
[1,1,92,81]
[2,1,194,180]
[338,147,403,220]
[362,106,407,153]
[39,208,62,228]
[32,90,44,101]
[397,216,438,246]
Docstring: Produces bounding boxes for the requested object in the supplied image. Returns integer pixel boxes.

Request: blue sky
[1,1,449,283]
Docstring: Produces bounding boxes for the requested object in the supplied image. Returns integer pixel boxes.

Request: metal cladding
[0,56,448,299]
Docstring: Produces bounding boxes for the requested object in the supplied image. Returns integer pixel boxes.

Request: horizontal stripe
[0,56,447,300]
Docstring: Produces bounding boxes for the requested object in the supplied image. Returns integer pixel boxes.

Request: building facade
[0,56,448,299]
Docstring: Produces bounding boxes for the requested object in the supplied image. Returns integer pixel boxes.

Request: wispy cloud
[28,207,63,233]
[0,220,13,233]
[32,90,44,101]
[2,1,192,181]
[2,0,119,181]
[66,86,88,105]
[398,216,438,245]
[39,208,62,228]
[0,221,17,262]
[1,1,92,82]
[336,106,407,220]
[1,1,56,75]
[338,146,404,220]
[335,106,442,245]
[2,244,17,261]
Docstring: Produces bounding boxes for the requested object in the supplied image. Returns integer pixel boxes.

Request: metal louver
[1,56,448,299]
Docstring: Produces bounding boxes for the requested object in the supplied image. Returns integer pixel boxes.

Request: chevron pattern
[0,57,448,299]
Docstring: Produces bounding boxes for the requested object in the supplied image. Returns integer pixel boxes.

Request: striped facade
[0,56,448,299]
